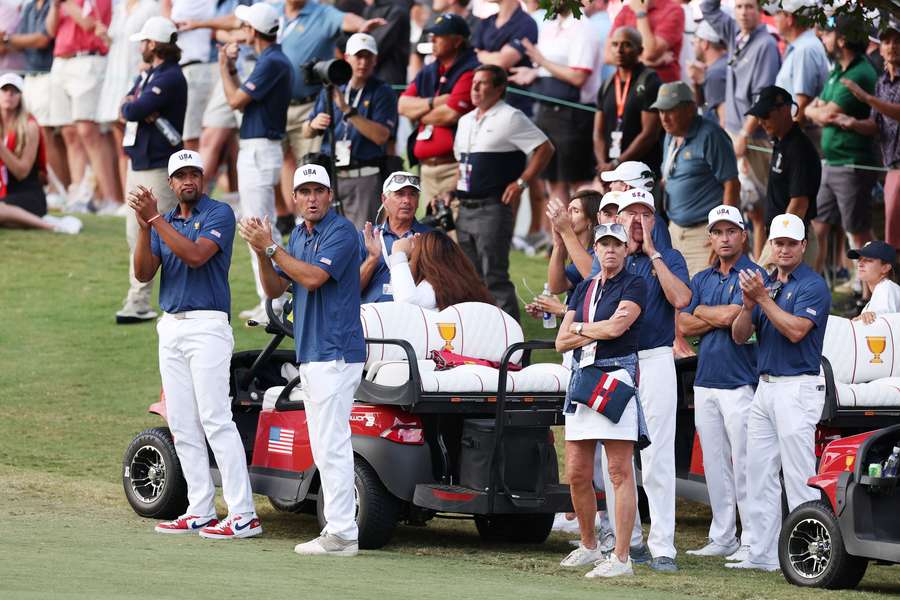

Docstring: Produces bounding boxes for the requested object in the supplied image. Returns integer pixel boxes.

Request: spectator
[545,189,604,298]
[848,241,900,324]
[607,0,684,84]
[651,81,739,276]
[359,171,432,303]
[584,0,615,85]
[447,64,554,320]
[116,17,187,325]
[414,0,480,73]
[593,27,663,177]
[806,16,879,278]
[0,72,48,218]
[747,86,820,268]
[221,3,294,324]
[303,33,397,229]
[701,0,781,256]
[358,0,411,86]
[598,162,673,251]
[46,0,120,213]
[399,13,478,206]
[834,23,900,248]
[687,21,728,125]
[0,202,81,233]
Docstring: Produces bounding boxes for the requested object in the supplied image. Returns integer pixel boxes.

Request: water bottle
[541,283,557,329]
[882,446,900,477]
[154,117,183,147]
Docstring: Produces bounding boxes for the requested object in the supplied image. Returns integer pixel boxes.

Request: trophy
[866,336,887,365]
[437,322,456,352]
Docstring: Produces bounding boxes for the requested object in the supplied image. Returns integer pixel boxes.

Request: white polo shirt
[863,278,900,315]
[171,0,216,64]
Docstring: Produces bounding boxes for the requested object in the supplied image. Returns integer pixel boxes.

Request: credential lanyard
[339,85,365,141]
[613,71,632,130]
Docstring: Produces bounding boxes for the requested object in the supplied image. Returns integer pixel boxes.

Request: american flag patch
[319,257,332,266]
[246,81,256,91]
[210,229,221,238]
[151,86,162,95]
[806,307,817,316]
[268,427,294,455]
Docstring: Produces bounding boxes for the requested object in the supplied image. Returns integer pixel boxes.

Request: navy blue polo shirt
[151,196,234,315]
[240,44,293,140]
[279,209,366,364]
[567,270,646,362]
[472,7,538,113]
[311,78,398,162]
[752,263,830,376]
[626,249,690,350]
[359,219,432,304]
[122,60,187,171]
[683,254,764,389]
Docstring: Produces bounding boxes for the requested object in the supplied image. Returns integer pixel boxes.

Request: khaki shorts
[23,72,52,126]
[669,221,713,277]
[283,101,321,163]
[202,71,241,130]
[420,162,458,207]
[182,62,215,140]
[48,55,107,126]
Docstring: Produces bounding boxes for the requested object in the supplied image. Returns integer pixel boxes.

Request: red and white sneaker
[199,513,262,540]
[155,514,219,535]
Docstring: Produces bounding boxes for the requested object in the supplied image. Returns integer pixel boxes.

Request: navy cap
[848,240,897,263]
[746,86,793,118]
[425,13,470,38]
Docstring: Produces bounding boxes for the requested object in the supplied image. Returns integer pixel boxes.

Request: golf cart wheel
[474,513,554,544]
[779,500,868,589]
[268,496,316,515]
[316,457,401,549]
[122,427,188,519]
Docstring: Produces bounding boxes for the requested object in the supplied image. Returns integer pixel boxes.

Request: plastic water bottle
[154,117,182,147]
[883,446,900,477]
[541,283,557,329]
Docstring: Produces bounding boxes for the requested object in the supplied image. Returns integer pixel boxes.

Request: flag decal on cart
[268,427,294,455]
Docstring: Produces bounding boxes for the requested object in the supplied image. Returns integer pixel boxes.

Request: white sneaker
[551,512,580,533]
[294,533,359,557]
[725,545,750,562]
[45,192,65,210]
[93,200,123,216]
[585,553,634,578]
[560,544,605,568]
[686,539,741,557]
[725,559,779,572]
[43,214,83,234]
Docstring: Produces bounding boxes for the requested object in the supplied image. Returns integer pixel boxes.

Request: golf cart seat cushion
[262,384,308,410]
[365,359,436,382]
[361,302,434,368]
[835,378,900,408]
[372,361,570,393]
[822,314,900,385]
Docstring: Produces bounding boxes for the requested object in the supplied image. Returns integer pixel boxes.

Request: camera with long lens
[420,202,455,232]
[302,59,352,87]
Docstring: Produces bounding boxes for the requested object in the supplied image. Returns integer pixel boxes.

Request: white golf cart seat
[822,313,900,408]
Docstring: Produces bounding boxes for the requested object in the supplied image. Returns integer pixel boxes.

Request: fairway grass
[1,216,898,600]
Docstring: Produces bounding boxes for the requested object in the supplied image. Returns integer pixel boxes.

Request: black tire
[268,496,317,515]
[474,513,554,544]
[779,500,868,589]
[316,458,401,549]
[122,427,188,519]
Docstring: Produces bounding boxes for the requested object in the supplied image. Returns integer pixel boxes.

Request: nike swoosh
[191,519,215,529]
[234,519,256,531]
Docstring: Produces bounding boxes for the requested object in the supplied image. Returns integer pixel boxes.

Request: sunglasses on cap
[388,173,420,187]
[593,222,626,240]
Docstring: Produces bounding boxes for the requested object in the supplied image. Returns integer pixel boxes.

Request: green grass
[1,215,898,600]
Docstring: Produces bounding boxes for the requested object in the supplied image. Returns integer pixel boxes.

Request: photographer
[302,33,398,229]
[445,64,554,321]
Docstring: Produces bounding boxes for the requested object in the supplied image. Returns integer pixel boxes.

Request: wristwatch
[516,177,528,191]
[264,243,278,258]
[344,107,359,119]
[575,323,584,335]
[650,251,662,261]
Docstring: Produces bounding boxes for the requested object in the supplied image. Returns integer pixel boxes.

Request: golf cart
[123,300,584,548]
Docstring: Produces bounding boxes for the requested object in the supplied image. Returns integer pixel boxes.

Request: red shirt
[402,67,475,160]
[53,0,112,58]
[612,0,684,83]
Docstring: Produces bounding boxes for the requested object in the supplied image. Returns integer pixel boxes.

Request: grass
[1,215,898,600]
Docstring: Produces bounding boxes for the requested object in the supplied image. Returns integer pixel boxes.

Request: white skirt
[564,368,638,442]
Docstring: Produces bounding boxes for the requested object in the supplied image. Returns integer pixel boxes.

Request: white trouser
[599,445,645,547]
[694,385,753,548]
[237,138,283,304]
[300,359,365,540]
[157,313,255,516]
[747,375,824,566]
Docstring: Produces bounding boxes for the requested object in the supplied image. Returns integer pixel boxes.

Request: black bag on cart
[459,419,558,493]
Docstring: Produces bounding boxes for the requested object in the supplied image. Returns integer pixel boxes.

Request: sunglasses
[594,223,626,241]
[388,174,420,187]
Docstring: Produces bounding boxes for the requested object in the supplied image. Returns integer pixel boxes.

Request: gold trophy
[866,336,887,365]
[437,322,457,352]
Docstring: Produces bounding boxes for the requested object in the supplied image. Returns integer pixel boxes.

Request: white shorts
[48,55,107,126]
[182,62,215,140]
[23,72,52,126]
[564,368,638,442]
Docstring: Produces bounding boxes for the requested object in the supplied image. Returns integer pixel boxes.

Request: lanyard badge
[610,72,632,160]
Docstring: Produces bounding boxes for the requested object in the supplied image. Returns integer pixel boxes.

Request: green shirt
[820,55,878,166]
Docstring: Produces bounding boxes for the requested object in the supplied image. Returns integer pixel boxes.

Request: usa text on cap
[293,164,332,190]
[707,205,745,231]
[346,33,379,56]
[168,150,204,177]
[768,213,805,241]
[616,188,655,212]
[129,16,178,44]
[847,240,897,264]
[235,3,280,36]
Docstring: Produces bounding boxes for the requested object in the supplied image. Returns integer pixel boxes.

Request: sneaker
[598,527,616,554]
[511,234,529,252]
[725,545,750,562]
[199,513,262,540]
[45,192,66,210]
[629,543,652,564]
[155,514,218,534]
[686,539,741,557]
[585,553,634,578]
[294,533,359,557]
[116,306,158,324]
[551,512,581,533]
[725,559,779,572]
[560,544,605,568]
[649,556,678,572]
[93,200,124,216]
[43,214,83,235]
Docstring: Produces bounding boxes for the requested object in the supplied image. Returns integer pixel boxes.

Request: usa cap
[129,16,178,43]
[707,205,745,231]
[167,150,204,177]
[616,188,656,213]
[293,164,332,190]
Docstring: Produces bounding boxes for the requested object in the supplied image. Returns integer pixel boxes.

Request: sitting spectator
[848,241,900,324]
[607,0,684,83]
[387,229,494,309]
[687,21,728,125]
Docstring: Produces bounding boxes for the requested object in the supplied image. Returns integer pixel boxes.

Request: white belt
[164,310,228,321]
[759,373,818,383]
[638,346,673,359]
[337,166,379,178]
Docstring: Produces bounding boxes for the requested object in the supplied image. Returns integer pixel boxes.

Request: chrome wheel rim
[128,445,166,504]
[788,517,832,579]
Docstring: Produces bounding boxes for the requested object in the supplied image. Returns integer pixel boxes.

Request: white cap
[707,204,745,231]
[616,188,655,213]
[593,223,629,244]
[768,213,805,241]
[383,171,420,193]
[0,72,24,92]
[346,33,379,56]
[599,160,654,191]
[293,163,332,190]
[777,0,816,14]
[235,3,280,36]
[695,21,722,44]
[167,150,204,177]
[599,190,624,212]
[129,16,178,43]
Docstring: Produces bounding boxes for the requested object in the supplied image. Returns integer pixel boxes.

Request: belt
[337,165,380,178]
[164,310,228,321]
[760,373,819,383]
[57,50,100,59]
[638,346,673,359]
[290,95,318,106]
[420,154,455,166]
[458,196,501,209]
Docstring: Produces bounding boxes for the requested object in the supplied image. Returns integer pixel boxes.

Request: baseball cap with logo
[616,188,656,213]
[129,16,178,43]
[383,171,421,193]
[0,72,24,92]
[425,13,471,38]
[694,21,722,44]
[707,205,745,231]
[168,150,204,177]
[235,3,280,36]
[847,240,897,264]
[649,81,694,111]
[346,33,379,56]
[599,160,655,191]
[746,86,793,118]
[293,164,332,190]
[768,213,805,241]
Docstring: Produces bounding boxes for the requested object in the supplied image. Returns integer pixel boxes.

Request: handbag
[569,366,635,424]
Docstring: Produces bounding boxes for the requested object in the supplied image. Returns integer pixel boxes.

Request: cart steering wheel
[265,295,294,338]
